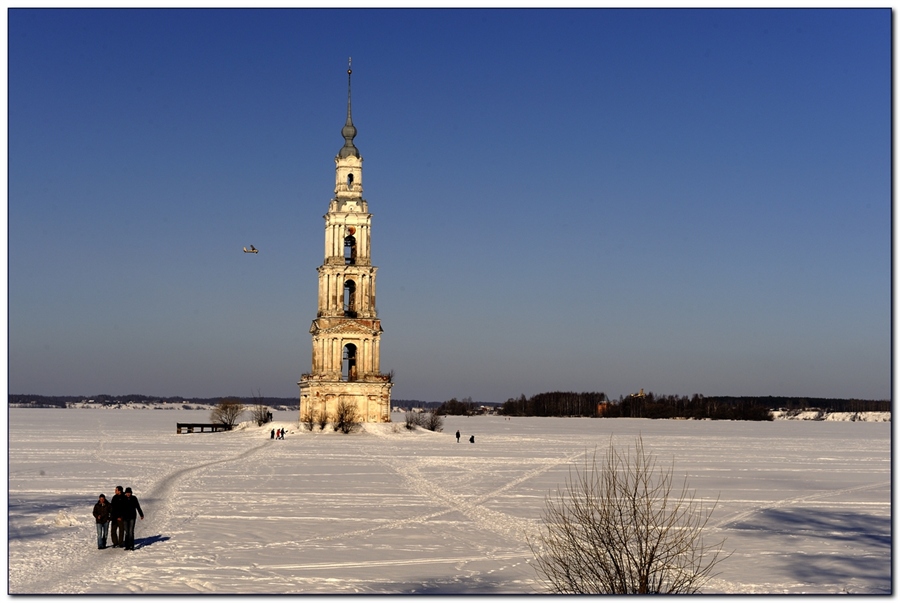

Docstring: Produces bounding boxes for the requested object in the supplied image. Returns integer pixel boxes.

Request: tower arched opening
[343,279,357,317]
[342,343,358,382]
[344,234,357,265]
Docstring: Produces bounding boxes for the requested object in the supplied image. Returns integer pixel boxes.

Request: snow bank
[770,410,890,422]
[35,511,83,527]
[63,401,209,410]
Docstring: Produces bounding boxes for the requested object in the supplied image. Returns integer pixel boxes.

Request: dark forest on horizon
[493,391,890,420]
[9,392,890,421]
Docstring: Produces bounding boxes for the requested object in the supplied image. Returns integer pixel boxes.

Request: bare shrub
[210,398,245,429]
[315,408,329,431]
[404,410,419,430]
[251,405,269,427]
[250,390,270,426]
[404,410,443,431]
[300,408,315,431]
[422,412,444,432]
[529,437,729,594]
[333,399,360,434]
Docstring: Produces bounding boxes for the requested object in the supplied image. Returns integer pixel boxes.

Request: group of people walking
[270,428,286,439]
[92,486,144,551]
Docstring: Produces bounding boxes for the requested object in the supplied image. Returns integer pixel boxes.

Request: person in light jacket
[122,487,145,551]
[92,493,111,549]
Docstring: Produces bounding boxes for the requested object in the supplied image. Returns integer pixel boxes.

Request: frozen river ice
[6,408,891,594]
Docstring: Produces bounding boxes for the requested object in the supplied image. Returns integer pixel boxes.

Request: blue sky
[8,8,890,402]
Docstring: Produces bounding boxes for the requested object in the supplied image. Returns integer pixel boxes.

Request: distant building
[298,62,393,423]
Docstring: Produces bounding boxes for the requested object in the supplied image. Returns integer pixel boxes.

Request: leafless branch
[528,437,730,594]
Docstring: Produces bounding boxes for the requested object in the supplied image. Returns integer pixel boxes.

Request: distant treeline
[8,394,299,408]
[394,399,499,411]
[498,391,890,421]
[9,394,472,411]
[430,397,503,415]
[11,392,889,418]
[500,392,608,418]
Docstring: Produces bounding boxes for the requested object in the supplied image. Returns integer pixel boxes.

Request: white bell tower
[299,60,393,423]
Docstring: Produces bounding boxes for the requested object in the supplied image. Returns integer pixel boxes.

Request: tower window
[347,172,354,189]
[344,234,357,265]
[344,279,357,318]
[343,343,358,382]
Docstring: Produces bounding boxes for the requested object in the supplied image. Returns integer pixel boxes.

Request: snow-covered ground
[7,409,891,594]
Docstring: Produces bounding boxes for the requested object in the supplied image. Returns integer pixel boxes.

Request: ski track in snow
[295,437,583,548]
[12,439,277,594]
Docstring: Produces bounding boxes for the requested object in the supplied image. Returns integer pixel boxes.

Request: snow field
[7,409,891,594]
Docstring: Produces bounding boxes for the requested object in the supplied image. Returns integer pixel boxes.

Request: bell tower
[299,60,393,423]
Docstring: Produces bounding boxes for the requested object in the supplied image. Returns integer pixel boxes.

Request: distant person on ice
[92,493,111,549]
[271,428,275,439]
[109,486,126,548]
[469,435,475,444]
[122,487,144,551]
[456,430,460,443]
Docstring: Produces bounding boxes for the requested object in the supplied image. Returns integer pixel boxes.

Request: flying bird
[243,245,258,254]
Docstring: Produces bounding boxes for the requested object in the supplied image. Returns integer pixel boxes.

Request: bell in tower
[298,60,393,425]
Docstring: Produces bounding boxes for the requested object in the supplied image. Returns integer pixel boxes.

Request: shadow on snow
[134,534,170,549]
[375,577,537,595]
[726,506,891,592]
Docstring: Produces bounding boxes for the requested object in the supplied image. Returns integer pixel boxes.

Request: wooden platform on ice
[176,423,231,434]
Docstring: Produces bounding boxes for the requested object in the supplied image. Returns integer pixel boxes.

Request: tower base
[299,376,392,424]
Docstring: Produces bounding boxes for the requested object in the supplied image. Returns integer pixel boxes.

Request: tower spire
[339,57,359,158]
[347,56,352,118]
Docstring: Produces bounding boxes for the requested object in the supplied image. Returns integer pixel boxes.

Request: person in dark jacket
[92,494,111,549]
[122,487,145,551]
[109,486,126,548]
